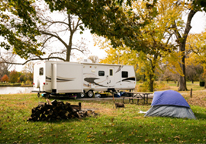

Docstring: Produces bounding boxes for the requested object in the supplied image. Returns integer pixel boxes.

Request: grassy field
[1,81,206,143]
[0,82,32,87]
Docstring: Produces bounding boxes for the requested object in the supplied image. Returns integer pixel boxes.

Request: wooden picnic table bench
[122,92,153,104]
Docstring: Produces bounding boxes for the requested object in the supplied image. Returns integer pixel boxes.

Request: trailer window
[110,69,113,76]
[39,67,44,76]
[98,71,105,76]
[122,71,128,78]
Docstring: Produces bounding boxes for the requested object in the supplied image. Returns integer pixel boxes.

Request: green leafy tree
[98,0,183,92]
[44,0,206,91]
[44,0,157,51]
[0,0,42,59]
[19,74,26,83]
[9,70,18,83]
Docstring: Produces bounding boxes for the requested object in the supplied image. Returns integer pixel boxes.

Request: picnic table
[122,92,153,104]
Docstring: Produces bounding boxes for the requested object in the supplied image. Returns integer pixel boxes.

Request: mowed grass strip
[0,93,206,143]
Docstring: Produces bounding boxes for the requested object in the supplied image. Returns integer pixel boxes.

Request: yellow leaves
[160,138,163,142]
[87,135,93,138]
[106,139,113,143]
[38,135,43,138]
[174,136,180,140]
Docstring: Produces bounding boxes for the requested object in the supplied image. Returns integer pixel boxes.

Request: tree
[88,55,99,63]
[0,51,16,78]
[186,32,206,85]
[1,1,90,66]
[36,1,89,62]
[44,0,206,91]
[44,0,157,52]
[168,0,206,91]
[22,62,34,74]
[98,0,183,92]
[1,74,9,82]
[0,0,42,59]
[19,74,26,83]
[9,70,18,83]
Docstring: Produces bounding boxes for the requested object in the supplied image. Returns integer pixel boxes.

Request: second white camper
[33,61,136,98]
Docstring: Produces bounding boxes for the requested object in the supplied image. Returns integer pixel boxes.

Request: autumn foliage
[1,74,9,82]
[9,70,18,83]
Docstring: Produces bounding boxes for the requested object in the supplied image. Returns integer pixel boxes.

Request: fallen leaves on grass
[174,136,180,140]
[106,139,113,143]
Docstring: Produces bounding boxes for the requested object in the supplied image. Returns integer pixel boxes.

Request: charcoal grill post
[147,94,149,104]
[123,97,125,104]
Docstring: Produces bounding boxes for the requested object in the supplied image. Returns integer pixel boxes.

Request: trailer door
[108,68,115,88]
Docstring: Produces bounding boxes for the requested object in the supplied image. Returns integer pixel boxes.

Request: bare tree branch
[40,30,68,48]
[71,47,84,53]
[0,57,65,65]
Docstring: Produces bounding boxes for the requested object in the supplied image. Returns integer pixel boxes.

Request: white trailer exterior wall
[33,61,136,97]
[82,63,136,92]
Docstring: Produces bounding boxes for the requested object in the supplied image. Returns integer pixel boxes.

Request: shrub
[1,74,9,82]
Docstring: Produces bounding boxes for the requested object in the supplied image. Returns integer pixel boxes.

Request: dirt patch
[183,91,206,107]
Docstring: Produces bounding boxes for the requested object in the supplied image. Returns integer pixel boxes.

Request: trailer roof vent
[82,59,92,63]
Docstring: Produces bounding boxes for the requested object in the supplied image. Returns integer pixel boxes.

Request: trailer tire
[87,90,94,98]
[77,92,85,98]
[46,93,50,98]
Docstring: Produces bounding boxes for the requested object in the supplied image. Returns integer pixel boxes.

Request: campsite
[1,81,206,143]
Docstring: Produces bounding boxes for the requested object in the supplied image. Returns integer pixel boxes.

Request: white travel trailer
[33,61,136,98]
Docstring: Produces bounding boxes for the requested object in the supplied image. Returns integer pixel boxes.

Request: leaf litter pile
[27,99,98,121]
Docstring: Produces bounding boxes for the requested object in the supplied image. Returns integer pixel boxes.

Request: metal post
[143,94,145,104]
[79,102,81,110]
[190,88,192,98]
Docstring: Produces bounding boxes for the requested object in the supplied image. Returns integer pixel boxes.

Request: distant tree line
[0,62,34,85]
[0,70,33,85]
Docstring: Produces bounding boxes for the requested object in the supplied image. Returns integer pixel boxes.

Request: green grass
[0,82,32,87]
[0,93,206,143]
[136,81,205,92]
[0,83,21,87]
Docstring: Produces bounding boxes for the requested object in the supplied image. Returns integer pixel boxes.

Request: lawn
[0,82,32,87]
[0,89,206,143]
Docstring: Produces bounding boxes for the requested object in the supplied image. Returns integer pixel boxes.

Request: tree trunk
[66,46,71,62]
[148,54,157,92]
[149,74,154,92]
[178,46,187,91]
[177,10,196,91]
[66,31,73,62]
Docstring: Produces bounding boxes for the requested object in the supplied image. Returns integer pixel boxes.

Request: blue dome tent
[145,90,196,119]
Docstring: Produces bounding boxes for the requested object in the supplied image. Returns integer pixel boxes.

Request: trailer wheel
[77,92,85,98]
[46,93,50,98]
[37,92,40,97]
[87,90,94,98]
